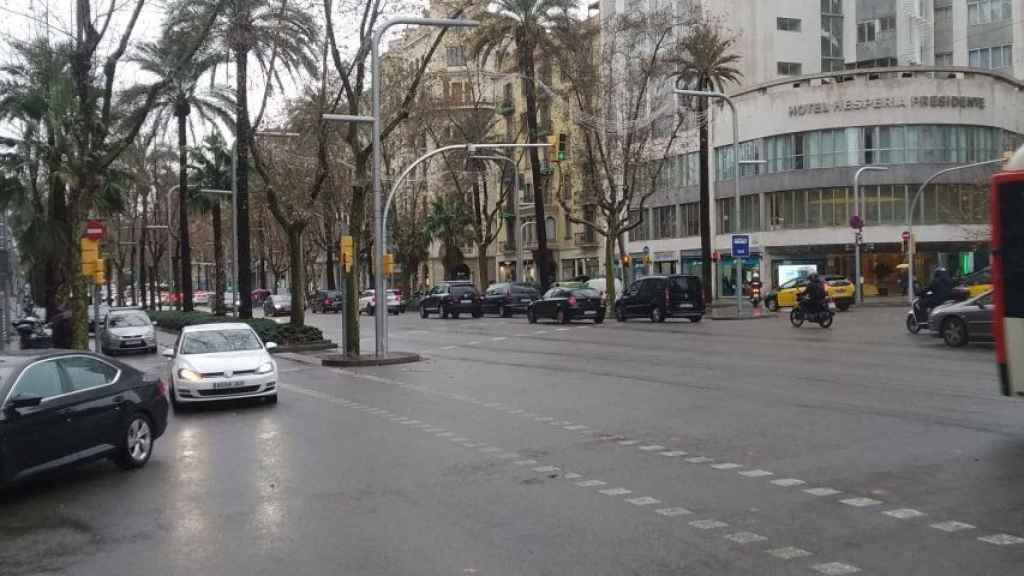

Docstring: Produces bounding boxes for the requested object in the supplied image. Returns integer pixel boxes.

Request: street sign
[901,230,911,241]
[732,235,750,258]
[85,219,105,240]
[643,245,650,255]
[849,215,864,229]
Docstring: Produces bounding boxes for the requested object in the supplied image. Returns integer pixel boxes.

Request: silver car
[99,309,157,355]
[929,290,994,348]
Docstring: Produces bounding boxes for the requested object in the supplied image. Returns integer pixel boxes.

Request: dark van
[614,275,705,323]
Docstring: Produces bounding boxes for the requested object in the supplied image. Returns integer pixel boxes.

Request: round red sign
[901,231,911,241]
[85,219,105,240]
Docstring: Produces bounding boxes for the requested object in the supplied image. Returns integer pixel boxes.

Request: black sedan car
[310,289,343,313]
[482,282,541,316]
[263,293,292,317]
[419,281,483,319]
[0,350,169,485]
[528,287,605,324]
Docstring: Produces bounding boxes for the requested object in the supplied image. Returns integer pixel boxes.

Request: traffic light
[622,255,631,266]
[93,258,105,285]
[80,237,98,277]
[557,133,568,162]
[339,235,354,272]
[384,253,395,275]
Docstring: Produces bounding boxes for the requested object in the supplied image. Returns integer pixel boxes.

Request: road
[2,305,1022,575]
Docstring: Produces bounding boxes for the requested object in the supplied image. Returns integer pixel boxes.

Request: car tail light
[665,287,670,302]
[325,298,332,305]
[568,295,578,306]
[157,379,168,398]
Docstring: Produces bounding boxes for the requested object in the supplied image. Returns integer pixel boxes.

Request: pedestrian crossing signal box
[991,145,1024,398]
[340,235,354,272]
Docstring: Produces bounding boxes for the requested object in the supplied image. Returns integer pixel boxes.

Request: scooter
[13,316,52,349]
[906,295,930,334]
[749,283,763,307]
[790,294,834,328]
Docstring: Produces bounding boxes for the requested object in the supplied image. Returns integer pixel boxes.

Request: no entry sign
[85,219,105,240]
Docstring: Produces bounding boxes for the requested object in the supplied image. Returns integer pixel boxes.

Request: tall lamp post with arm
[852,166,889,304]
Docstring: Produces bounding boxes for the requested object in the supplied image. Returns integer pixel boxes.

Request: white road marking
[978,534,1024,546]
[514,459,539,466]
[555,327,571,332]
[479,447,502,453]
[507,409,524,414]
[534,330,548,335]
[467,341,480,345]
[563,473,583,480]
[625,496,661,506]
[638,445,665,451]
[461,442,482,448]
[513,334,528,337]
[564,425,589,430]
[451,437,469,442]
[575,480,607,487]
[767,547,813,560]
[804,487,842,496]
[710,463,742,470]
[437,432,455,437]
[441,345,457,350]
[484,402,503,408]
[811,562,861,575]
[685,456,713,463]
[533,466,560,473]
[770,478,806,487]
[554,421,574,426]
[617,440,640,446]
[738,469,774,477]
[659,451,688,457]
[491,337,507,341]
[498,453,521,459]
[882,508,926,519]
[655,507,693,517]
[689,519,729,530]
[929,521,975,532]
[423,427,444,433]
[724,531,768,544]
[840,497,883,508]
[535,416,555,422]
[598,488,633,496]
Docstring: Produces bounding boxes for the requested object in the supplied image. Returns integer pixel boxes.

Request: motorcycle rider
[803,272,828,315]
[748,274,763,305]
[915,267,954,318]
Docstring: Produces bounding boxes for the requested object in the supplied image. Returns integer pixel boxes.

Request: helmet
[808,271,819,280]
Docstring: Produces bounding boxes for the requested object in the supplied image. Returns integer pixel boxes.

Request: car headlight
[255,362,274,375]
[177,368,203,382]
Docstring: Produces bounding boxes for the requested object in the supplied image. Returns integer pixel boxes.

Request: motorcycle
[749,283,763,307]
[790,294,834,328]
[13,316,52,349]
[906,295,930,334]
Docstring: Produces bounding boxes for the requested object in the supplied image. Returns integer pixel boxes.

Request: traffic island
[321,352,421,367]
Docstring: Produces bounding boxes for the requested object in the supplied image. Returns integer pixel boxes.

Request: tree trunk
[698,91,713,304]
[172,251,181,311]
[177,110,193,311]
[287,225,306,326]
[342,184,366,357]
[45,142,67,320]
[212,201,225,315]
[326,246,336,290]
[140,198,148,310]
[235,48,254,318]
[604,231,617,312]
[129,245,137,306]
[519,35,551,292]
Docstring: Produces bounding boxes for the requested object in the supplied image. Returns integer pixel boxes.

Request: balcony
[575,232,599,248]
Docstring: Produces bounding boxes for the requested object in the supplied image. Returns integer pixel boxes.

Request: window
[857,20,877,43]
[935,52,953,66]
[653,205,676,239]
[446,46,466,67]
[969,45,1013,69]
[716,198,734,234]
[934,5,952,26]
[879,15,896,32]
[777,17,802,32]
[59,357,119,392]
[628,209,648,242]
[821,0,844,72]
[11,360,64,400]
[968,0,1012,24]
[680,203,700,237]
[545,217,556,240]
[777,61,803,76]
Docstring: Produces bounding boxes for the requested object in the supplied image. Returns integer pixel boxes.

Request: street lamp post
[906,158,1004,303]
[853,166,889,304]
[674,87,742,317]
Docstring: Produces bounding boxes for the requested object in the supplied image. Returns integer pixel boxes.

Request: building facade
[627,0,1024,296]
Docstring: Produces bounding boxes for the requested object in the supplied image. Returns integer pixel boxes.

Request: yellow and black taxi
[766,275,855,312]
[953,267,992,301]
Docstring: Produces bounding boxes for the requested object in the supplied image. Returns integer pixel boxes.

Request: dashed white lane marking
[804,487,842,496]
[563,473,583,480]
[534,330,548,335]
[450,437,469,442]
[883,508,926,519]
[625,496,661,506]
[978,534,1024,546]
[535,416,555,422]
[659,451,688,457]
[575,480,607,487]
[498,453,520,459]
[638,445,665,452]
[811,562,861,575]
[466,341,481,346]
[724,531,768,544]
[513,334,528,337]
[514,459,539,466]
[617,440,640,446]
[461,442,482,448]
[598,487,633,496]
[491,337,507,341]
[564,424,589,430]
[710,463,742,470]
[437,432,455,437]
[738,469,774,478]
[655,507,693,517]
[479,447,502,453]
[483,402,503,408]
[685,456,713,463]
[533,466,560,473]
[840,497,883,508]
[929,521,975,532]
[689,519,729,530]
[770,478,806,487]
[441,345,457,350]
[767,547,813,560]
[555,328,571,332]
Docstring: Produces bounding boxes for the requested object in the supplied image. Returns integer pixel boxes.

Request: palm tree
[190,134,234,316]
[165,0,319,318]
[122,31,233,312]
[472,0,575,291]
[676,16,741,304]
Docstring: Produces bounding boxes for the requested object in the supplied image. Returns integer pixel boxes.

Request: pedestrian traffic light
[93,258,105,285]
[340,235,354,272]
[557,133,568,162]
[384,253,394,275]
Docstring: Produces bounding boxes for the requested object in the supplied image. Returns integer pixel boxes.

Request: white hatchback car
[163,323,278,408]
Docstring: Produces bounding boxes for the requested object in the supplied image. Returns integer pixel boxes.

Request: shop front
[718,252,762,297]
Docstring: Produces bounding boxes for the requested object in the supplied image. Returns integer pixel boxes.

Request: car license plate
[828,302,837,310]
[214,380,244,389]
[461,299,472,303]
[125,340,143,346]
[520,298,531,303]
[679,303,693,308]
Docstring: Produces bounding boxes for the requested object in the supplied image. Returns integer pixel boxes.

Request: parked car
[87,302,111,333]
[263,293,291,317]
[310,289,343,313]
[929,290,994,348]
[953,267,992,301]
[418,281,483,319]
[162,323,278,408]
[0,350,169,485]
[615,275,705,323]
[98,309,157,355]
[528,287,605,324]
[359,289,401,315]
[482,282,541,316]
[765,275,853,311]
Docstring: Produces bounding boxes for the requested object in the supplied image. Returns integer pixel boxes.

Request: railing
[575,232,599,247]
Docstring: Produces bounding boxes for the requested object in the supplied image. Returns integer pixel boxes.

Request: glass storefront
[719,254,762,296]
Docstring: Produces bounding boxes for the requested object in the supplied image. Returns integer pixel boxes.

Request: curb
[710,313,778,321]
[321,352,422,367]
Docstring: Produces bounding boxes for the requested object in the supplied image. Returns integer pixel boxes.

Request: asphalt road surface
[2,305,1022,575]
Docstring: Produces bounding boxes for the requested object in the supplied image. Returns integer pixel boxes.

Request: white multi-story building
[625,0,1024,296]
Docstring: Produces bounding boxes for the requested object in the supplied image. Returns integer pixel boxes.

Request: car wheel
[452,311,461,319]
[557,308,570,324]
[148,346,157,354]
[766,298,778,312]
[650,306,664,323]
[115,413,154,470]
[615,305,627,322]
[837,301,851,312]
[594,313,604,324]
[472,309,482,319]
[942,317,968,348]
[441,305,449,319]
[266,393,278,405]
[689,315,702,323]
[906,313,921,334]
[528,308,538,324]
[498,304,509,317]
[420,306,429,319]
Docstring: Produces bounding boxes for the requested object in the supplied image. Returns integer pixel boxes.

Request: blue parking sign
[732,235,750,258]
